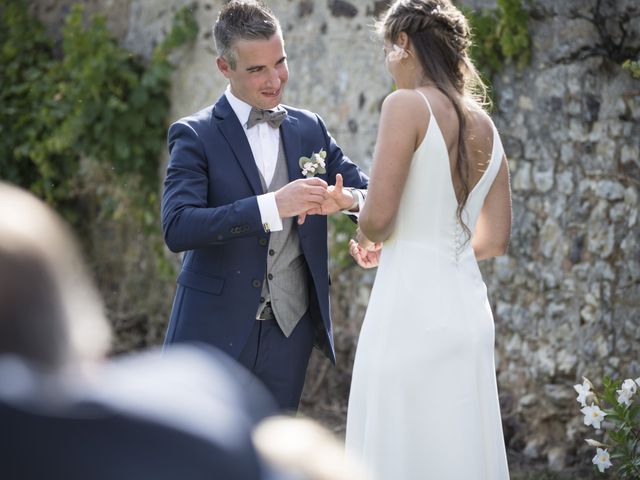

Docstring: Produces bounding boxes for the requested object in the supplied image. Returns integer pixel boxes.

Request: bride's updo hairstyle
[377,0,489,238]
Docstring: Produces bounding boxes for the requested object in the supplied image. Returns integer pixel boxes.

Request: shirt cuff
[341,188,364,218]
[257,192,283,232]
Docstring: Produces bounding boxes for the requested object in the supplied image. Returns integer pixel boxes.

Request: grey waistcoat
[255,138,309,337]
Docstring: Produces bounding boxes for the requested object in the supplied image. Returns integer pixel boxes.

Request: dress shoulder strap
[414,89,434,116]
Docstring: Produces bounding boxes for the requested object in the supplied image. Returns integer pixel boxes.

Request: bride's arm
[472,154,512,261]
[359,90,426,243]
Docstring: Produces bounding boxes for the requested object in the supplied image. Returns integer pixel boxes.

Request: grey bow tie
[246,107,286,129]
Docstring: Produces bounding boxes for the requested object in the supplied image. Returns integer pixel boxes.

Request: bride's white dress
[345,91,510,480]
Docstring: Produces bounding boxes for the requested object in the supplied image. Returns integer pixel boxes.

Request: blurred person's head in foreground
[0,183,276,479]
[0,181,111,372]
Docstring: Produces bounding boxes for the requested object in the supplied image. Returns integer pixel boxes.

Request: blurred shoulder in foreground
[0,181,279,479]
[255,415,374,480]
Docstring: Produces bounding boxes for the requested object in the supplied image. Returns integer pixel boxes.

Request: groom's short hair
[213,1,281,69]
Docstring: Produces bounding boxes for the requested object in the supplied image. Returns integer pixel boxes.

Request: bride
[344,0,512,478]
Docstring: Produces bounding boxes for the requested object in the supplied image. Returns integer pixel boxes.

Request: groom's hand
[275,178,328,220]
[298,174,357,224]
[312,174,355,215]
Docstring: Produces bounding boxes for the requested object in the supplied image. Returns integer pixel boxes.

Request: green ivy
[0,0,198,229]
[622,59,640,79]
[0,1,59,197]
[328,214,358,272]
[466,0,531,84]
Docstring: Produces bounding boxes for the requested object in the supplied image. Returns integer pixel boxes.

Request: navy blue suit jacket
[161,95,368,363]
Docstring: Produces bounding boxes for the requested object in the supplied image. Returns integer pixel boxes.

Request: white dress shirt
[225,88,364,229]
[225,88,283,232]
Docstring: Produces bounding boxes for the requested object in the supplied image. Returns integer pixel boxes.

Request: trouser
[237,311,315,412]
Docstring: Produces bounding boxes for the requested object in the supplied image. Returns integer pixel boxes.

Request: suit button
[259,297,265,303]
[267,273,273,280]
[252,280,261,288]
[269,249,275,256]
[258,238,268,246]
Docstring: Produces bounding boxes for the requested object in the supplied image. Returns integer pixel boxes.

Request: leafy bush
[466,0,531,84]
[0,0,197,228]
[0,0,198,349]
[622,59,640,79]
[573,376,640,478]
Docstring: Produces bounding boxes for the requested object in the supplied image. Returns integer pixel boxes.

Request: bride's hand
[349,238,382,269]
[355,228,382,252]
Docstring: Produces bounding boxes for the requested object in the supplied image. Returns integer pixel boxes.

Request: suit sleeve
[315,114,368,191]
[161,122,265,253]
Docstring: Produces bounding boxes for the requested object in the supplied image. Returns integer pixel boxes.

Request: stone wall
[486,0,640,469]
[29,0,640,471]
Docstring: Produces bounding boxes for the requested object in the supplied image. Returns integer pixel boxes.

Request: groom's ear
[217,57,232,78]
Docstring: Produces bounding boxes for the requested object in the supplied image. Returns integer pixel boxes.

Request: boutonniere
[299,149,327,178]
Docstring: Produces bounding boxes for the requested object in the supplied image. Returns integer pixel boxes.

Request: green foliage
[466,0,531,83]
[0,0,198,230]
[622,59,640,79]
[0,0,199,347]
[0,1,59,196]
[328,214,358,271]
[154,6,199,59]
[574,376,640,479]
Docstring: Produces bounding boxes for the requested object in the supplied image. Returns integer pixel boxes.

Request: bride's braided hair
[377,0,489,241]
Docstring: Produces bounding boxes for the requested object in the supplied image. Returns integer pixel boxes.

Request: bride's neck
[395,68,435,90]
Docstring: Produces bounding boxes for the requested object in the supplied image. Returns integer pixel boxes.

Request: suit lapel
[214,96,263,195]
[280,114,303,182]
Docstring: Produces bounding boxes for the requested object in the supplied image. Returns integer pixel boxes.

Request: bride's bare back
[359,87,511,260]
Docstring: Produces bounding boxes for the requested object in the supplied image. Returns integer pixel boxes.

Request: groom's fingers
[298,205,325,224]
[334,173,343,192]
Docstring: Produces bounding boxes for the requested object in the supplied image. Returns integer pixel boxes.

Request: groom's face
[218,32,289,110]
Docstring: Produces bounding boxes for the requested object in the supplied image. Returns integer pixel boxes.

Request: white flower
[387,44,409,62]
[585,438,607,448]
[582,377,595,390]
[635,377,640,387]
[574,381,592,406]
[592,448,612,473]
[299,149,327,178]
[622,378,638,394]
[616,378,637,407]
[581,404,606,430]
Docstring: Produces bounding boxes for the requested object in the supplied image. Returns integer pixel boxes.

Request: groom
[161,0,368,411]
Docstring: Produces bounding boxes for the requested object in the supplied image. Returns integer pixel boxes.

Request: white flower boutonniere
[299,149,327,178]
